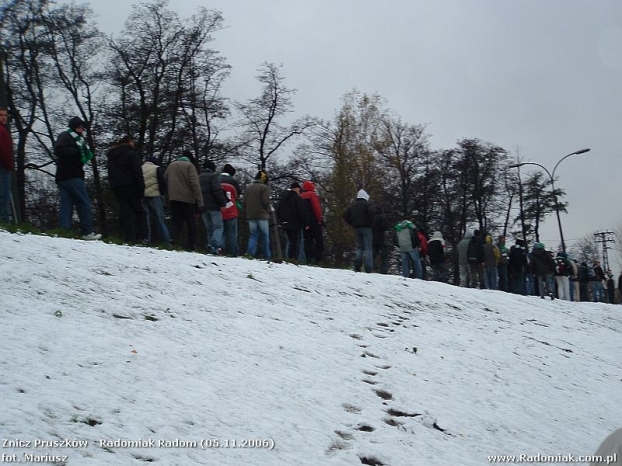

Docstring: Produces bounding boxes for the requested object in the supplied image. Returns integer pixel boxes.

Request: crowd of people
[1,115,620,305]
[340,188,621,304]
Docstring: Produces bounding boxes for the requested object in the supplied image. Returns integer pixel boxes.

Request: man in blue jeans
[244,170,271,261]
[199,160,227,254]
[54,116,100,240]
[0,107,13,223]
[342,189,376,273]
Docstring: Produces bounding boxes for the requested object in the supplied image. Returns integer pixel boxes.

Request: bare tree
[235,62,317,171]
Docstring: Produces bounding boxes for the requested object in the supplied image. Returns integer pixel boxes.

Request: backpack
[555,257,567,275]
[587,267,596,279]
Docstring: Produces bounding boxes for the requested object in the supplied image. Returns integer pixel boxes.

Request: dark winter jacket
[530,248,555,276]
[342,199,375,228]
[54,131,85,182]
[276,189,311,230]
[199,169,227,211]
[553,253,572,277]
[508,245,528,275]
[427,231,446,264]
[467,234,485,264]
[592,265,606,282]
[106,143,145,195]
[372,206,389,247]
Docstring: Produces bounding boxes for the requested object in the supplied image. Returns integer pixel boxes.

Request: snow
[1,229,620,466]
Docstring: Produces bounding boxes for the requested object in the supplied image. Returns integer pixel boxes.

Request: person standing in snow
[219,163,242,257]
[300,180,324,265]
[54,116,100,240]
[530,243,556,299]
[427,231,449,283]
[165,150,204,251]
[142,157,170,246]
[244,170,271,261]
[342,189,376,273]
[456,231,473,287]
[482,234,500,290]
[508,239,528,295]
[276,182,310,264]
[467,229,486,289]
[106,135,148,244]
[553,251,572,300]
[199,159,227,254]
[393,219,422,279]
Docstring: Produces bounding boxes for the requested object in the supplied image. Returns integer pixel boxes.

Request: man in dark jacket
[106,135,147,244]
[508,239,528,295]
[342,189,376,273]
[54,116,100,240]
[467,229,485,289]
[277,182,310,264]
[530,243,556,299]
[372,204,390,274]
[199,160,227,254]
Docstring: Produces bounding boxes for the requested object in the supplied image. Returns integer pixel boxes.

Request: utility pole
[593,231,615,272]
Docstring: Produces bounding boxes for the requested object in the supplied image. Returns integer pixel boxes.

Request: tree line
[1,0,600,277]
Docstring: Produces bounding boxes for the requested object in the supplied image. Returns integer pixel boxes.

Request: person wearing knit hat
[219,163,242,256]
[300,180,324,265]
[342,188,376,273]
[53,115,100,240]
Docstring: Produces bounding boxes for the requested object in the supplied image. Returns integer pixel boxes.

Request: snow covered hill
[1,230,620,466]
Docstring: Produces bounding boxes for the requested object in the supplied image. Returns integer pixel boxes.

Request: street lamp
[509,148,590,253]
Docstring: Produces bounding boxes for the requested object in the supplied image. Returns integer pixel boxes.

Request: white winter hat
[357,189,370,201]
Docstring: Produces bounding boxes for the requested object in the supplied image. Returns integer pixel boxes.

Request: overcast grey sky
[84,0,622,264]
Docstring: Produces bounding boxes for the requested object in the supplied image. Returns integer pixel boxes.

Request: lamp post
[509,148,590,253]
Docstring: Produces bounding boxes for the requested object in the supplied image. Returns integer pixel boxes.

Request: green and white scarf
[69,129,94,164]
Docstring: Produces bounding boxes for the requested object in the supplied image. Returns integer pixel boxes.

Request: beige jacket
[164,160,203,207]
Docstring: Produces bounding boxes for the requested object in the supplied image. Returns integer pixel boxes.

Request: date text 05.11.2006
[200,438,275,449]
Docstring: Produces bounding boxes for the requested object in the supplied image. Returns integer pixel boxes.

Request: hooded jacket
[106,143,145,194]
[483,235,501,267]
[530,246,556,276]
[456,231,474,266]
[393,220,420,253]
[427,231,446,263]
[343,193,375,228]
[300,181,322,224]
